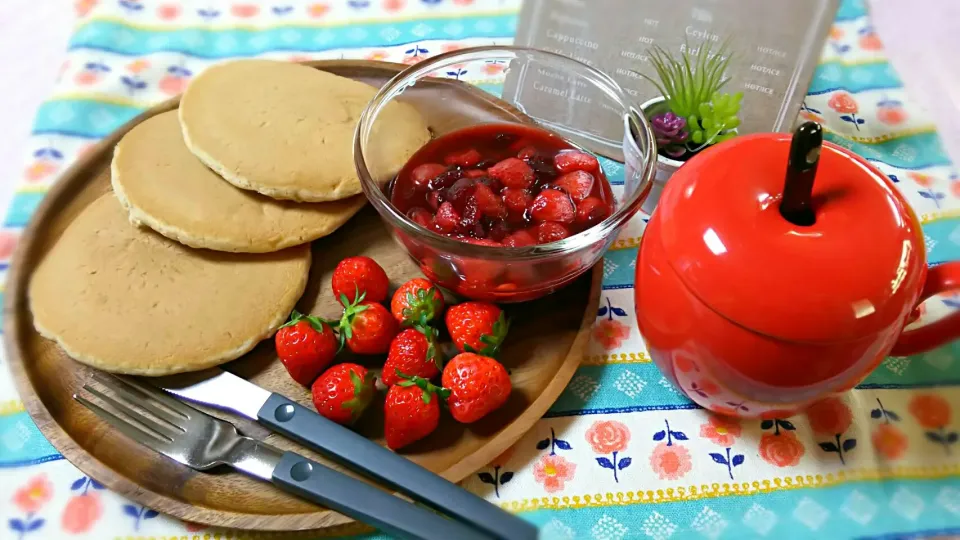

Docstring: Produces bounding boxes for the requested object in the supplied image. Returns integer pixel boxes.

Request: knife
[154,367,538,540]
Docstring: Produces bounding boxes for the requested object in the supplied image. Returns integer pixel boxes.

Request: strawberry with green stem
[311,363,376,425]
[445,301,510,356]
[275,310,341,386]
[383,326,442,386]
[390,277,445,327]
[442,352,512,424]
[339,289,399,355]
[384,373,450,450]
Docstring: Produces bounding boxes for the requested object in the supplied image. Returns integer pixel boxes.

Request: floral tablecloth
[2,1,960,539]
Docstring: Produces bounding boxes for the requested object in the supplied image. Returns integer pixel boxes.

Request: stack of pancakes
[28,59,430,376]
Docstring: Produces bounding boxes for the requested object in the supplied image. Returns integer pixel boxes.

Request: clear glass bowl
[354,46,656,302]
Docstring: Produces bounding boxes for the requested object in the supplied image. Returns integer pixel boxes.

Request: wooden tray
[3,60,602,533]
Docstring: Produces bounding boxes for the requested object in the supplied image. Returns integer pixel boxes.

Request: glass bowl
[354,46,656,302]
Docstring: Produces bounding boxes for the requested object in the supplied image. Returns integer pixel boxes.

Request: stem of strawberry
[281,310,340,333]
[464,312,511,357]
[338,290,371,341]
[414,324,443,370]
[401,287,441,327]
[397,372,450,404]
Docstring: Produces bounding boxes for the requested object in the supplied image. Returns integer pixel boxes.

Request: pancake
[28,193,311,375]
[179,59,430,202]
[112,111,366,253]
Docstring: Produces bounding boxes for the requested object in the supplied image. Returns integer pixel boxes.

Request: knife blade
[152,367,538,540]
[154,367,270,420]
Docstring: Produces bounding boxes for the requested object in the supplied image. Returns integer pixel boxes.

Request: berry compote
[391,123,614,247]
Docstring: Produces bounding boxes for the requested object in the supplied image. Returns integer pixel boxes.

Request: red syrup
[390,123,614,247]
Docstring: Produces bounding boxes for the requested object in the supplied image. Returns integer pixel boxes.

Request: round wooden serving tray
[3,60,602,533]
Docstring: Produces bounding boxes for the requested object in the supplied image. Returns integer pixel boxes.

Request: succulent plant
[687,91,743,150]
[651,112,689,158]
[638,39,742,157]
[641,40,733,121]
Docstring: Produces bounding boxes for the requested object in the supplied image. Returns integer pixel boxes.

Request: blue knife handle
[272,452,489,540]
[258,394,538,540]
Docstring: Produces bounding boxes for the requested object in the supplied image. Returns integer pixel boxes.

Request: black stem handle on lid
[780,122,823,226]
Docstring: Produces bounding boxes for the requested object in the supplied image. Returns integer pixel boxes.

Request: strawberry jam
[391,123,614,246]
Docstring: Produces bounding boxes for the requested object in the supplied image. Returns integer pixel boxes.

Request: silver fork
[74,373,491,540]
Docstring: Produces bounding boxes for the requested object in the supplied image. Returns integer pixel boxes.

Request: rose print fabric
[2,1,960,539]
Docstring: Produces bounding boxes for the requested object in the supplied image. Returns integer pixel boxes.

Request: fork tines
[73,373,190,446]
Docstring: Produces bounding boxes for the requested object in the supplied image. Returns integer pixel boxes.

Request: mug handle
[890,262,960,356]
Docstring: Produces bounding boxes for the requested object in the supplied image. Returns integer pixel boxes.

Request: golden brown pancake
[28,193,311,375]
[112,110,365,253]
[179,59,430,202]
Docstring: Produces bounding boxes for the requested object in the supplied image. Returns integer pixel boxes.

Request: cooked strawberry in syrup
[391,123,613,245]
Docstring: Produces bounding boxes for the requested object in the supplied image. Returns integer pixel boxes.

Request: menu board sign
[504,0,838,158]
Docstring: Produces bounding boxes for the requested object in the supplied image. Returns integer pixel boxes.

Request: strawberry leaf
[342,370,376,423]
[472,312,510,357]
[397,370,416,386]
[304,314,338,333]
[415,325,443,370]
[338,294,372,341]
[401,286,441,326]
[279,309,304,328]
[398,372,444,404]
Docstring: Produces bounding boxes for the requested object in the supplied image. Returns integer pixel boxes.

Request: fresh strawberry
[391,277,445,326]
[575,197,609,227]
[444,148,481,167]
[530,189,575,223]
[340,299,399,355]
[445,301,509,355]
[332,256,389,305]
[551,170,594,202]
[410,163,448,191]
[442,353,511,423]
[384,375,449,449]
[536,221,571,243]
[553,150,599,174]
[274,311,340,386]
[487,157,534,189]
[311,363,375,425]
[473,183,507,219]
[434,201,460,233]
[383,327,442,386]
[503,229,537,247]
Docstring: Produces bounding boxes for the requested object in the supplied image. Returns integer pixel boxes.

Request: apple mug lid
[655,133,927,343]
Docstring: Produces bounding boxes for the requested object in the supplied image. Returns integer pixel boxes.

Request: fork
[74,373,494,540]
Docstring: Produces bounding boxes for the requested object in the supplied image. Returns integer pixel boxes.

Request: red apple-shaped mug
[635,123,960,418]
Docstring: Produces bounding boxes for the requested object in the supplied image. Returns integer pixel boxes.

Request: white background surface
[0,0,957,223]
[0,0,73,218]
